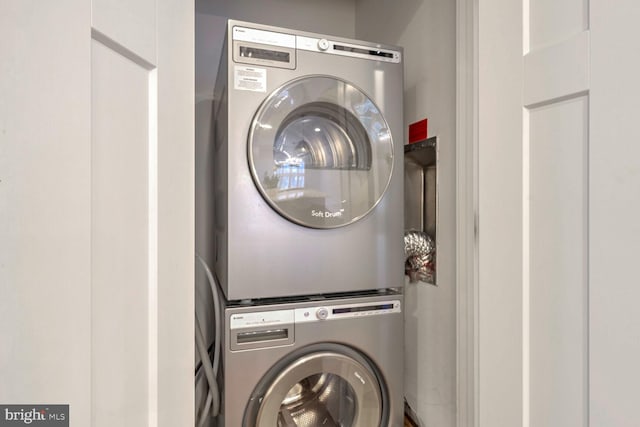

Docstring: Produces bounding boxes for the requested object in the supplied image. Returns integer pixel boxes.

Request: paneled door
[0,1,193,425]
[475,0,640,426]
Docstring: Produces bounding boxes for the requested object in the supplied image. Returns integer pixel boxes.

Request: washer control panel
[230,309,294,330]
[295,299,401,323]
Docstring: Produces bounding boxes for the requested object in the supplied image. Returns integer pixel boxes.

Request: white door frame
[455,0,478,425]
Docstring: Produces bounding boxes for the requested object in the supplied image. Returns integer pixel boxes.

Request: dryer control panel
[232,25,402,70]
[232,26,296,69]
[295,299,402,323]
[297,35,401,63]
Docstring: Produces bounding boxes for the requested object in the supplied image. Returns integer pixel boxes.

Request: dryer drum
[274,101,372,171]
[248,75,395,229]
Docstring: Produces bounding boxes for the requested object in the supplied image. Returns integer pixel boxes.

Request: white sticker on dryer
[234,66,267,92]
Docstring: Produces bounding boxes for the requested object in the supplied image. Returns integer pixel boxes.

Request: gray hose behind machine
[195,255,223,426]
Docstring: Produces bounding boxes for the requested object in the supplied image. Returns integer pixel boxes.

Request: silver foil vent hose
[404,230,436,285]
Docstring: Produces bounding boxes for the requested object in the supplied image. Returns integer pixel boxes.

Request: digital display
[333,303,395,314]
[333,44,394,59]
[239,46,290,63]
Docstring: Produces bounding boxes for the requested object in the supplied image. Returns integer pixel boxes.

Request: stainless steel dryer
[218,292,404,427]
[209,20,404,300]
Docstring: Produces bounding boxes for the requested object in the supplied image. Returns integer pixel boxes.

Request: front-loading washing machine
[217,291,404,426]
[208,20,404,300]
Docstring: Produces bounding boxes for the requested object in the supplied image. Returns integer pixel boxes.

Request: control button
[318,39,330,51]
[316,308,329,320]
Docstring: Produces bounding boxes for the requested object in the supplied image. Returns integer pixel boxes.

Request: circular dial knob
[316,308,329,320]
[317,39,330,51]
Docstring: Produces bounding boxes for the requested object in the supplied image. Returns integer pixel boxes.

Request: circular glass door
[248,75,394,228]
[244,347,387,427]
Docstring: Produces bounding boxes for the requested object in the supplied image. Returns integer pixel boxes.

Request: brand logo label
[311,209,344,218]
[0,405,68,426]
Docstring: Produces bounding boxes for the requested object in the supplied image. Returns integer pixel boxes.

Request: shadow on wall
[355,0,424,45]
[404,83,421,130]
[196,0,357,38]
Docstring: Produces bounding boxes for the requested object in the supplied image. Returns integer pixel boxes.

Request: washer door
[244,346,387,427]
[248,75,394,228]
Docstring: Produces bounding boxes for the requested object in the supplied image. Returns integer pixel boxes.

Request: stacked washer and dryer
[202,19,405,427]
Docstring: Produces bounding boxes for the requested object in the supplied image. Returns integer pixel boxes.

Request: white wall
[356,0,457,425]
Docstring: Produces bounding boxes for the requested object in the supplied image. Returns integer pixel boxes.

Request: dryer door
[248,76,394,228]
[244,347,387,426]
